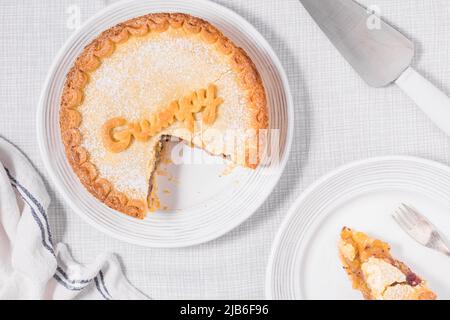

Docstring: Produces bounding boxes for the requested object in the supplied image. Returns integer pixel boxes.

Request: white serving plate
[37,0,293,247]
[266,156,450,300]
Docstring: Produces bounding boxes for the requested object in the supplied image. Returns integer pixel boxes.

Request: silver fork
[392,204,450,258]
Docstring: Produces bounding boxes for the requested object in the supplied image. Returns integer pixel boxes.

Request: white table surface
[1,0,450,299]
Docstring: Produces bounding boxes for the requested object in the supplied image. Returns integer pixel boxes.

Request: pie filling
[338,227,437,300]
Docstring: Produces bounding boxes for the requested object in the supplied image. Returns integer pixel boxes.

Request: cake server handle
[396,67,450,137]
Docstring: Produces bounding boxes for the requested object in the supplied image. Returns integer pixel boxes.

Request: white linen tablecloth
[1,0,450,299]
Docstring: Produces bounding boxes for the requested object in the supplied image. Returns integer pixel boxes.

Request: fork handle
[396,67,450,137]
[439,249,450,259]
[442,248,450,258]
[431,238,450,258]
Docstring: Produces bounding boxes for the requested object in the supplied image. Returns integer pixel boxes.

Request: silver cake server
[300,0,450,136]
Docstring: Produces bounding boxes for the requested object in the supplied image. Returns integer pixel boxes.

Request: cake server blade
[300,0,450,137]
[299,0,413,87]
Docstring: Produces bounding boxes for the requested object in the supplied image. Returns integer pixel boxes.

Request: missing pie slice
[338,227,437,300]
[60,13,268,219]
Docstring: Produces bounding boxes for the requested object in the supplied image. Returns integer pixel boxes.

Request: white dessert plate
[266,156,450,300]
[37,0,293,247]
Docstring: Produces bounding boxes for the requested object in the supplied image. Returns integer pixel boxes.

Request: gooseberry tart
[338,227,436,300]
[59,13,268,219]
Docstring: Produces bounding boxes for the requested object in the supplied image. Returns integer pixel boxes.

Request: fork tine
[399,204,420,227]
[392,214,414,238]
[392,212,404,227]
[395,207,413,227]
[402,203,430,224]
[393,204,450,254]
[392,210,413,231]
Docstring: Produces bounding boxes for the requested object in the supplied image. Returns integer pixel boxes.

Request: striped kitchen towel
[0,136,148,299]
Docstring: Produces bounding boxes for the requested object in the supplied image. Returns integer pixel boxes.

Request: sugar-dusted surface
[79,29,251,199]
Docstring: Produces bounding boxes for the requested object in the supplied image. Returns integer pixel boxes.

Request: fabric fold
[0,136,148,300]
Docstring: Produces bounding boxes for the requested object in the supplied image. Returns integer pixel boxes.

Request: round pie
[60,13,268,219]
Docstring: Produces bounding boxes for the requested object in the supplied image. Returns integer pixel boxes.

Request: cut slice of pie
[60,13,268,219]
[338,227,437,300]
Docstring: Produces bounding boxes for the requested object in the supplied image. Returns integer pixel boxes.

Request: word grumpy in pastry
[101,84,224,153]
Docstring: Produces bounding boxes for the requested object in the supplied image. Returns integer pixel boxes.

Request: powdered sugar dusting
[79,30,250,199]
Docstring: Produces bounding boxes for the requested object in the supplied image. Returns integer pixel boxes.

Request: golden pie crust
[60,13,268,219]
[338,227,437,300]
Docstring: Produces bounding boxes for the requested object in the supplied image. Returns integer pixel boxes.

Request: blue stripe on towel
[94,276,110,300]
[11,185,56,257]
[53,274,85,291]
[55,266,113,300]
[5,167,112,300]
[56,266,93,284]
[5,168,54,246]
[99,270,112,299]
